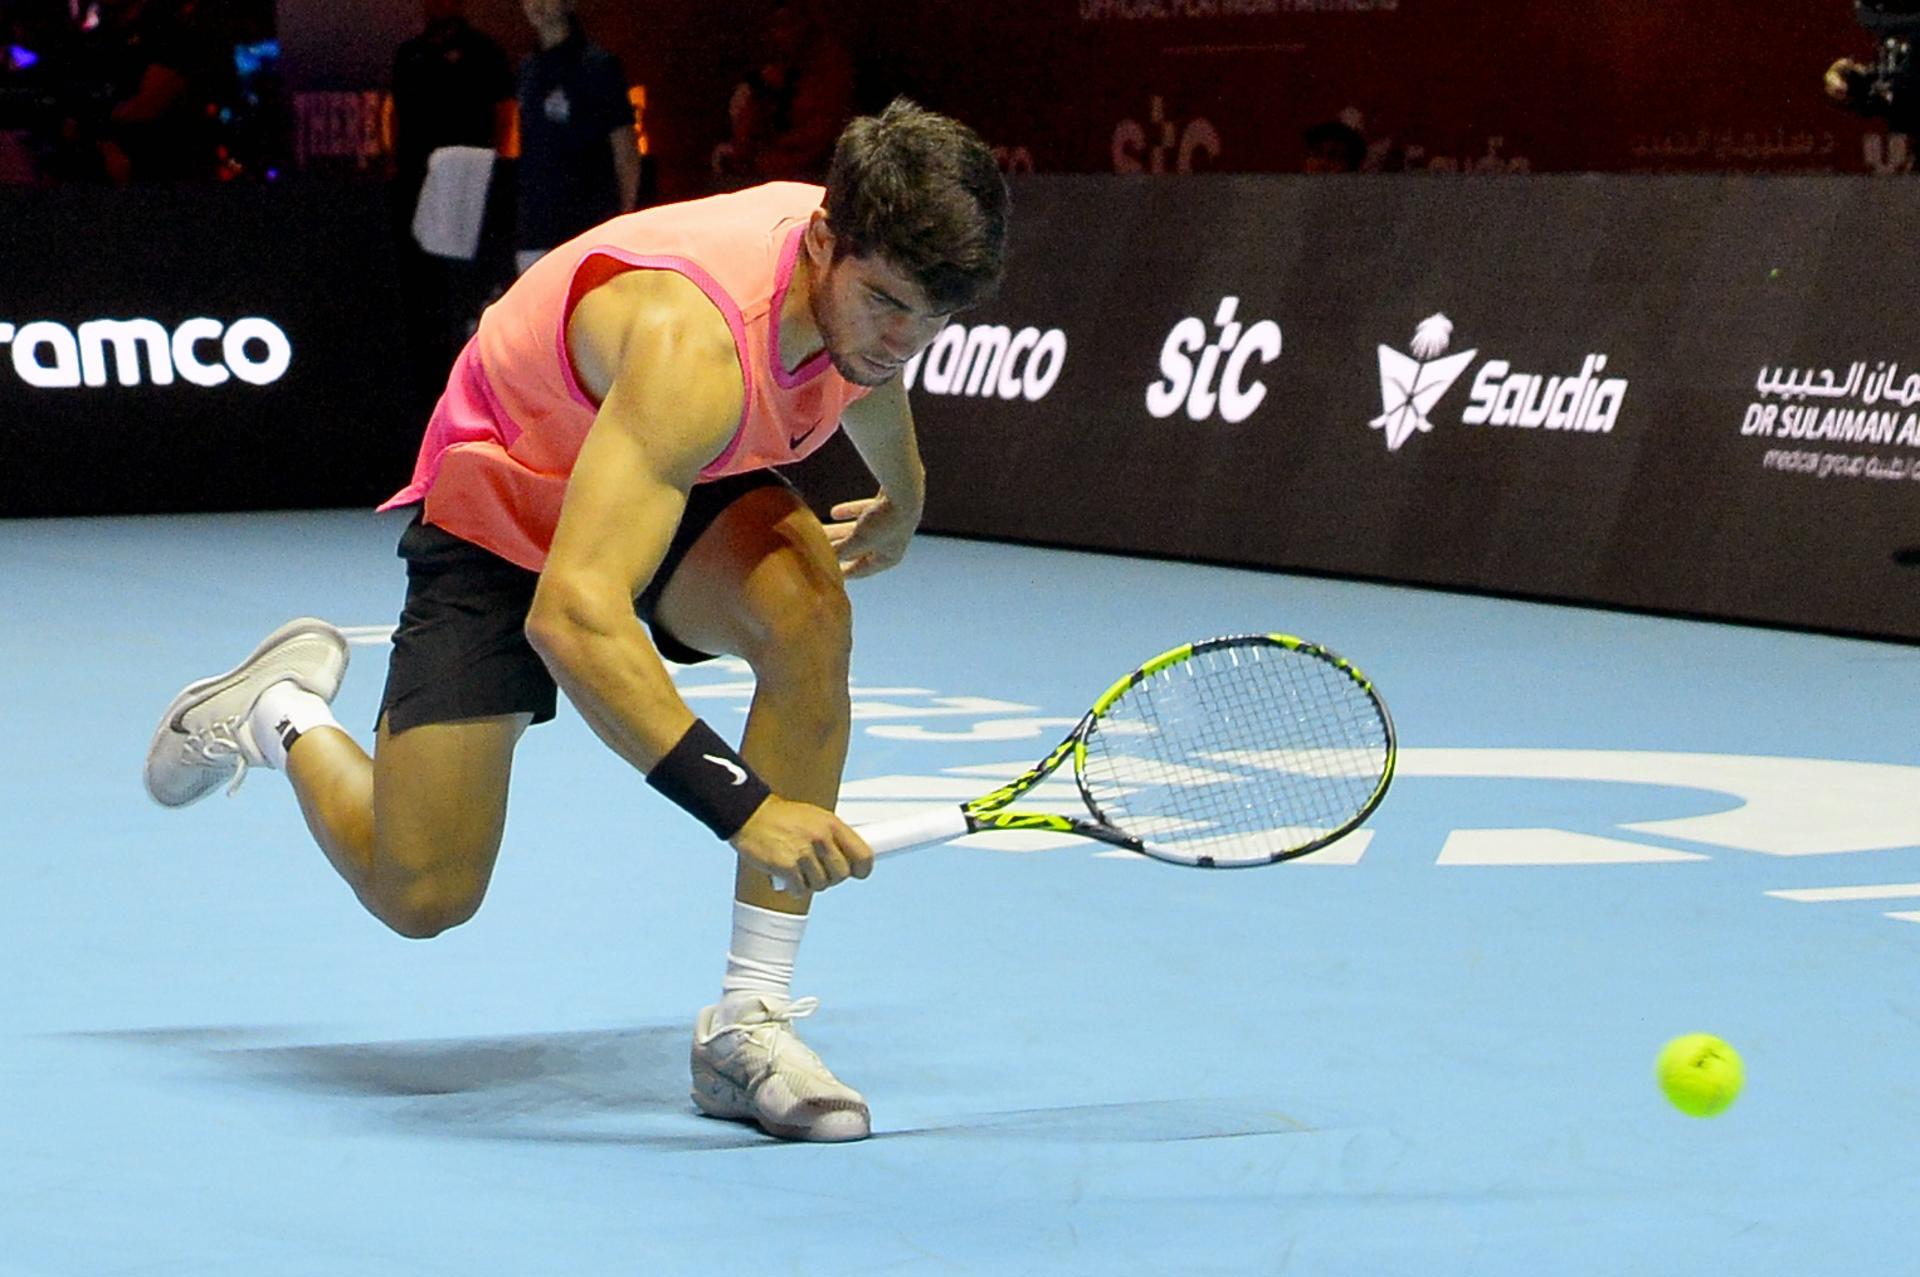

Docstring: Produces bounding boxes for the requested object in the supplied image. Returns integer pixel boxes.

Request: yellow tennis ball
[1656,1033,1744,1117]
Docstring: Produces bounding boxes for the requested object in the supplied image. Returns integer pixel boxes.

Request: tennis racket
[780,633,1394,887]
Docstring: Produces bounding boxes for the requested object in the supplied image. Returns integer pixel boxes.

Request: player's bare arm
[826,361,928,578]
[526,271,871,889]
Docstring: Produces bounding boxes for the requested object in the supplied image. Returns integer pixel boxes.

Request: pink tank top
[378,182,870,572]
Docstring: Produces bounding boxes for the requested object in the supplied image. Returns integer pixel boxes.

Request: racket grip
[858,804,972,855]
[768,805,970,892]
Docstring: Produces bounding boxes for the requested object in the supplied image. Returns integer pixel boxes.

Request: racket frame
[858,633,1397,868]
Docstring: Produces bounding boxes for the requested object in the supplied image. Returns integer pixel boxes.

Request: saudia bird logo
[1370,314,1478,452]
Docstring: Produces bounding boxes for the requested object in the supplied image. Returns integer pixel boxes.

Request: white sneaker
[691,996,871,1142]
[143,618,349,807]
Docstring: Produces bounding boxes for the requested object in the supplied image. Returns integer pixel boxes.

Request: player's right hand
[729,795,875,892]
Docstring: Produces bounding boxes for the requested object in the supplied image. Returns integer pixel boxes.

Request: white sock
[718,900,808,1017]
[247,680,338,769]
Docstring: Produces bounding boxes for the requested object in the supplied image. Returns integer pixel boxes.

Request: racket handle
[857,804,972,855]
[768,804,970,892]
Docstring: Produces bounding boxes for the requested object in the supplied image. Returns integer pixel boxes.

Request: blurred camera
[1849,1,1919,108]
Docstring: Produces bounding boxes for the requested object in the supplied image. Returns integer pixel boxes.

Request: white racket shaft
[768,805,971,892]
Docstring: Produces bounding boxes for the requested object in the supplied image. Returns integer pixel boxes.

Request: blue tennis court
[3,508,1916,1275]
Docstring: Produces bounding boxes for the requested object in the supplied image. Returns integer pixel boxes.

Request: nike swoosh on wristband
[703,754,748,786]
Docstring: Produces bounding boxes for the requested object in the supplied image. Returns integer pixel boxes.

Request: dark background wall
[280,1,1899,195]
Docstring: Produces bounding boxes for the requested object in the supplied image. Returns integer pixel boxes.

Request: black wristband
[645,719,772,840]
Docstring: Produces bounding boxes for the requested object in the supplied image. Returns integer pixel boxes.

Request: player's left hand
[825,493,919,578]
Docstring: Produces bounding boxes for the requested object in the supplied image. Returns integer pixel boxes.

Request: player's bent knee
[743,562,853,674]
[376,874,488,939]
[363,841,493,938]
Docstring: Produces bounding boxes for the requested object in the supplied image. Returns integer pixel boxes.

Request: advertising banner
[7,173,1912,640]
[888,175,1919,640]
[0,183,415,516]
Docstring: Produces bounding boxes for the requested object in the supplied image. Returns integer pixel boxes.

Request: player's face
[809,243,951,388]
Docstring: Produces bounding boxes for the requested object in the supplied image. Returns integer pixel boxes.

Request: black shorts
[378,469,792,733]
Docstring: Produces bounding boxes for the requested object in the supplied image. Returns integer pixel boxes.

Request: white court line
[1766,883,1920,903]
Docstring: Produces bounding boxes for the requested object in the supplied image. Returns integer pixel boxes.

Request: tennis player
[142,98,1009,1143]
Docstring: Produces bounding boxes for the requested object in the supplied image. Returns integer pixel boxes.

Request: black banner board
[7,174,1914,640]
[869,175,1919,641]
[0,182,414,516]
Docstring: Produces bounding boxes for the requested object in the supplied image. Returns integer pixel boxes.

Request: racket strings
[1078,642,1390,865]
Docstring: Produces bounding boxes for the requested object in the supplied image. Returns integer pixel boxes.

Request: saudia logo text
[1371,313,1627,452]
[0,316,293,390]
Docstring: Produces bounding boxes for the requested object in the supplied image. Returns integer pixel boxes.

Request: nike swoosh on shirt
[787,425,819,449]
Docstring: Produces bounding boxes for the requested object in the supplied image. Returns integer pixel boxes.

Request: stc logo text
[1146,297,1282,423]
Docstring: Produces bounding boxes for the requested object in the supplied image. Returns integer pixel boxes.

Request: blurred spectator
[1302,117,1366,174]
[79,0,232,182]
[513,0,639,273]
[389,0,513,423]
[390,0,512,213]
[712,0,853,186]
[220,0,288,180]
[1826,44,1920,138]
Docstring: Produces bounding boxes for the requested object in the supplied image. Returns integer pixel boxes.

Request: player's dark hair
[824,98,1009,312]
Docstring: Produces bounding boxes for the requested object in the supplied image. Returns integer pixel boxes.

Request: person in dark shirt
[390,0,514,421]
[390,0,512,211]
[513,0,639,272]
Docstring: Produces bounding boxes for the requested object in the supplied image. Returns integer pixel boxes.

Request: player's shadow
[881,1100,1314,1143]
[80,1027,1321,1150]
[82,1023,778,1151]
